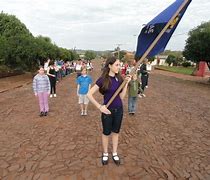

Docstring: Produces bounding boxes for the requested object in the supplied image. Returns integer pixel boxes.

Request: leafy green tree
[0,12,32,38]
[0,12,80,72]
[183,21,210,69]
[85,50,96,60]
[166,54,176,66]
[0,36,8,65]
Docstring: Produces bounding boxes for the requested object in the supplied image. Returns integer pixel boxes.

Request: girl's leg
[128,97,132,113]
[80,103,84,115]
[53,78,56,94]
[84,95,89,115]
[102,134,109,165]
[146,74,149,86]
[84,104,88,115]
[112,132,119,154]
[141,76,147,91]
[133,97,137,112]
[38,92,44,112]
[131,97,134,112]
[111,107,123,164]
[101,112,113,164]
[102,134,109,153]
[49,78,53,95]
[112,133,120,164]
[43,92,49,112]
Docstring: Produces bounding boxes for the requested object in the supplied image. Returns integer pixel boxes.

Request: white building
[151,55,168,66]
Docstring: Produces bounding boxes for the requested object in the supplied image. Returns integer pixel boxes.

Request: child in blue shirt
[76,67,92,115]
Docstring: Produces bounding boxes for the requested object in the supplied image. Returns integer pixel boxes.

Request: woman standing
[47,60,57,98]
[87,56,131,166]
[139,59,149,97]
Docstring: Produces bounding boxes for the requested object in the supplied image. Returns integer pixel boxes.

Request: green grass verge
[155,65,195,75]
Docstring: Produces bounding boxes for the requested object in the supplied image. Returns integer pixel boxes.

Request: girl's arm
[87,84,111,114]
[77,84,80,96]
[32,76,37,96]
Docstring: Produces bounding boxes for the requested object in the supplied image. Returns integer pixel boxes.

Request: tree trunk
[192,62,199,76]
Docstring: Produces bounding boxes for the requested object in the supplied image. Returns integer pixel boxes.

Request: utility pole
[115,44,122,59]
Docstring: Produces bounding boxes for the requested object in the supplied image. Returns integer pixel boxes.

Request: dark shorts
[101,106,123,135]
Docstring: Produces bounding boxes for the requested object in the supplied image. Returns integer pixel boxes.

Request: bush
[0,65,11,73]
[0,65,24,78]
[182,61,191,67]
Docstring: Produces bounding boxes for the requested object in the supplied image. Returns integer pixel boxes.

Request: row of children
[32,59,93,117]
[33,58,149,117]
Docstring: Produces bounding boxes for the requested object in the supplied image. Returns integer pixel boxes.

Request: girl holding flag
[87,56,131,166]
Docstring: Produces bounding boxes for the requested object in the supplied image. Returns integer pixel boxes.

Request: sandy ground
[0,60,210,179]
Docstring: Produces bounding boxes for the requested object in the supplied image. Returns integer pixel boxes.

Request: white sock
[112,152,119,161]
[103,153,108,161]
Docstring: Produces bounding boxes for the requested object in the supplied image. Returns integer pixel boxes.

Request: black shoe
[101,153,109,165]
[39,112,44,117]
[44,112,48,116]
[112,154,120,166]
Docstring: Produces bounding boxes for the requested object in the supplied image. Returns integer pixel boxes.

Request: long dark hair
[99,56,123,94]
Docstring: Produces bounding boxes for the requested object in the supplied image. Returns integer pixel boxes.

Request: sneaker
[142,94,146,97]
[50,94,53,98]
[39,112,44,117]
[81,111,84,116]
[54,94,57,97]
[44,112,48,116]
[138,94,142,98]
[145,86,148,88]
[84,111,87,116]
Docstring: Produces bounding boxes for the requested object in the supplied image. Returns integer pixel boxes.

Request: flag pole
[106,0,189,107]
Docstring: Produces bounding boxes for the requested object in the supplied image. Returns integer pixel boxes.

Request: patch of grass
[155,65,195,75]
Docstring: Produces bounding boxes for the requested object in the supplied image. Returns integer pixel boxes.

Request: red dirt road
[0,61,210,179]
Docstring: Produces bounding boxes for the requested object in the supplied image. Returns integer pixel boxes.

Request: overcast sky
[1,0,210,51]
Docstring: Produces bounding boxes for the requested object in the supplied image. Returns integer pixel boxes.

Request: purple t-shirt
[96,76,123,109]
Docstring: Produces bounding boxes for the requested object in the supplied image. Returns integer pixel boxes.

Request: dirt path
[0,60,210,179]
[0,73,32,93]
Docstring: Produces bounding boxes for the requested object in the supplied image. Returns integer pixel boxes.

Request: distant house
[151,55,168,66]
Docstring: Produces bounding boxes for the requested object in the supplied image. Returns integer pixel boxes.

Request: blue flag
[135,0,192,59]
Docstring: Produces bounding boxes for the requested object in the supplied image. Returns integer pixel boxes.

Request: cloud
[1,0,210,51]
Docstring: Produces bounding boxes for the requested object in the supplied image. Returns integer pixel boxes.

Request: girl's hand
[99,105,111,114]
[35,93,37,96]
[125,75,132,84]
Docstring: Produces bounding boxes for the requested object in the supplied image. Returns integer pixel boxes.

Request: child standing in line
[33,66,50,117]
[76,67,92,116]
[128,73,140,115]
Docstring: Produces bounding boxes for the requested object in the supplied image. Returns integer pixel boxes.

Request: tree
[183,21,210,69]
[166,54,176,66]
[0,12,80,72]
[84,51,96,60]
